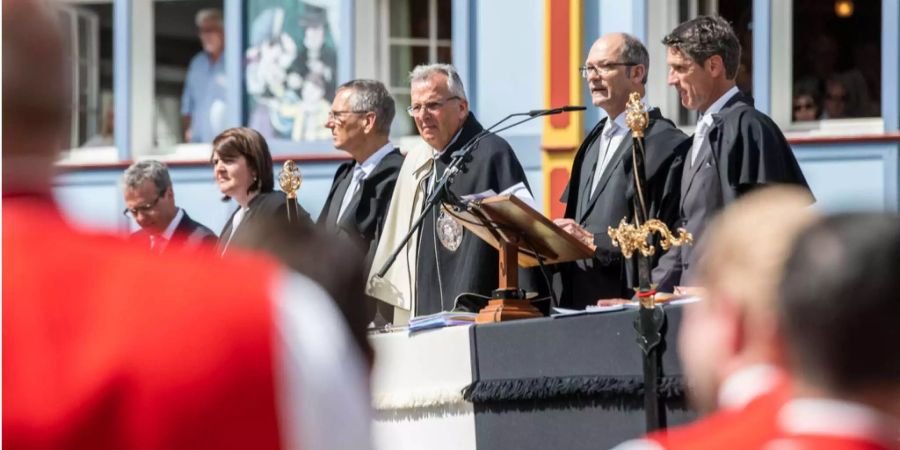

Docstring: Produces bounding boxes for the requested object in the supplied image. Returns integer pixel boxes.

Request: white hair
[409,63,467,100]
[195,8,223,28]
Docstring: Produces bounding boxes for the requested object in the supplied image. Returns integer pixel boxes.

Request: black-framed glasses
[406,96,461,117]
[327,109,370,122]
[123,191,164,217]
[579,62,638,78]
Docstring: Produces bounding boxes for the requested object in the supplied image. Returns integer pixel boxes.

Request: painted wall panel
[475,0,544,138]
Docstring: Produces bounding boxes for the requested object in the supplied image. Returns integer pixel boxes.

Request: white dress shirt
[590,110,630,197]
[150,208,184,251]
[336,141,394,222]
[690,85,740,166]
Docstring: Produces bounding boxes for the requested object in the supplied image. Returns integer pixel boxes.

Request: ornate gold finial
[625,92,649,138]
[608,218,693,259]
[279,160,303,199]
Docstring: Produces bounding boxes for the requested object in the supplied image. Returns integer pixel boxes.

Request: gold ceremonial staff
[279,160,304,223]
[607,92,693,305]
[606,92,693,433]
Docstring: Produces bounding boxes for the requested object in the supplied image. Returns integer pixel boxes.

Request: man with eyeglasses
[181,8,227,143]
[123,160,217,252]
[368,63,534,322]
[320,79,403,323]
[652,16,810,292]
[552,33,689,308]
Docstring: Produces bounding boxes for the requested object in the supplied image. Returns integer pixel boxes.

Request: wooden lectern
[447,195,594,323]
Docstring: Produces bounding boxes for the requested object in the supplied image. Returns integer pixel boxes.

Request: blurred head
[196,8,224,59]
[680,186,816,413]
[779,214,900,415]
[210,127,274,205]
[3,0,69,195]
[408,64,469,151]
[583,33,648,117]
[824,76,848,119]
[325,79,395,162]
[123,160,178,234]
[792,91,819,122]
[663,16,741,112]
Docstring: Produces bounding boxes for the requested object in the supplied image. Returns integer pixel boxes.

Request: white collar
[718,364,783,410]
[777,398,899,444]
[604,110,630,135]
[433,124,466,157]
[604,97,649,132]
[356,141,394,179]
[159,208,184,241]
[700,85,740,121]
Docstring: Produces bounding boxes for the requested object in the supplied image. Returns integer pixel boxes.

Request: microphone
[527,105,587,117]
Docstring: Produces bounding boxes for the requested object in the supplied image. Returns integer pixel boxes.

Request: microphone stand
[375,106,583,278]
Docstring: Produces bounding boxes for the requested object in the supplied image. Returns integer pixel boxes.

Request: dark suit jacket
[217,190,312,256]
[652,92,810,290]
[558,108,689,308]
[130,210,218,251]
[317,148,404,266]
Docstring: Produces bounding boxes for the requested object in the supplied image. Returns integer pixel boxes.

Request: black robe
[318,148,404,265]
[217,190,312,256]
[318,149,404,324]
[558,108,689,308]
[652,92,811,290]
[415,113,533,316]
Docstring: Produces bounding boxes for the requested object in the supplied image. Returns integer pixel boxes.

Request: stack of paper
[408,311,478,332]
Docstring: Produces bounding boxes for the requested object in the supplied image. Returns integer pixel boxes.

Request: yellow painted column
[542,0,583,218]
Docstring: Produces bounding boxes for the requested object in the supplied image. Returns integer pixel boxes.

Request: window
[56,3,114,157]
[791,0,881,123]
[381,0,452,136]
[155,0,224,151]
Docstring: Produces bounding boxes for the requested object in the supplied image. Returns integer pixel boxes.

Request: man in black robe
[653,16,811,291]
[368,64,534,320]
[554,33,689,309]
[319,79,403,266]
[319,79,403,323]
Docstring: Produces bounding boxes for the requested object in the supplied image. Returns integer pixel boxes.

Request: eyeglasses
[123,191,164,218]
[579,62,638,78]
[327,109,369,122]
[406,96,461,117]
[793,102,816,112]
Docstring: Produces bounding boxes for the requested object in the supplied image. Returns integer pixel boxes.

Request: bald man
[554,33,689,309]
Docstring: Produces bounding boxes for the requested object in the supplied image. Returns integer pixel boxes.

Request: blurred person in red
[762,213,900,449]
[612,186,817,450]
[2,1,372,449]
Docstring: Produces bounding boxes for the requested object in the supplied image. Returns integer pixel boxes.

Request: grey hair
[662,15,741,80]
[619,33,650,85]
[195,8,223,27]
[409,63,467,100]
[337,79,396,134]
[123,160,172,193]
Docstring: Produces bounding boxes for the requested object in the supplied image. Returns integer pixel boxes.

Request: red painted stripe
[549,167,570,219]
[786,132,900,145]
[542,145,577,153]
[548,0,571,130]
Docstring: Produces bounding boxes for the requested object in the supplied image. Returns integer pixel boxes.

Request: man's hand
[596,298,634,307]
[553,218,596,249]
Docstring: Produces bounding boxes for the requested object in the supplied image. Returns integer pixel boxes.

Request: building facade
[55,0,900,236]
